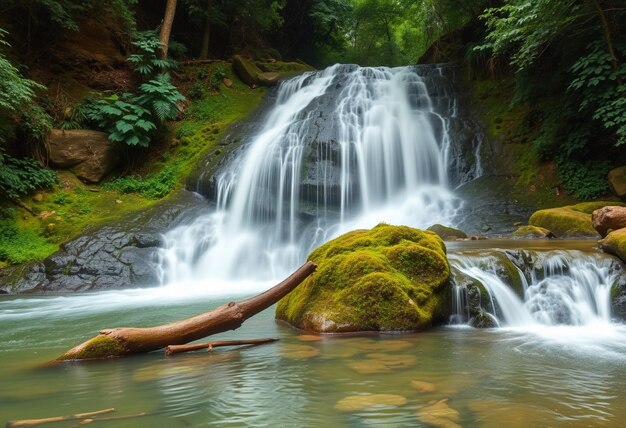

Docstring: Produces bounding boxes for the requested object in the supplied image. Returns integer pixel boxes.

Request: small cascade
[160,64,484,284]
[449,250,624,328]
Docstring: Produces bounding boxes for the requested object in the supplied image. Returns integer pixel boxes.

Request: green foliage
[0,208,56,264]
[0,148,57,199]
[85,94,155,147]
[127,30,177,77]
[556,157,612,200]
[135,75,185,121]
[0,0,137,36]
[0,29,46,115]
[104,163,179,198]
[188,82,205,100]
[570,42,626,146]
[211,66,226,91]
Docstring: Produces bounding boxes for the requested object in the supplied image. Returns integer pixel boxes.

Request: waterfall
[449,250,623,328]
[160,64,481,284]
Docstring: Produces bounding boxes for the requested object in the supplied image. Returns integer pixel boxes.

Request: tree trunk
[55,261,316,361]
[590,0,621,83]
[159,0,178,59]
[199,0,212,59]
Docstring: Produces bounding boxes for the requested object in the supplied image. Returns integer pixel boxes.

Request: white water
[449,250,623,335]
[160,65,468,284]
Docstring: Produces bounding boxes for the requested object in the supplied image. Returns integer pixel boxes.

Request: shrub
[104,163,179,198]
[0,148,57,200]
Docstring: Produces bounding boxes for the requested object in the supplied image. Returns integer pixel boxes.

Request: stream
[1,65,625,426]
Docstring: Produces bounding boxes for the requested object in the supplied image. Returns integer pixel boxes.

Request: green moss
[569,201,626,214]
[276,224,450,333]
[529,207,598,237]
[427,224,468,240]
[2,61,266,266]
[57,334,125,361]
[512,225,553,239]
[599,228,626,263]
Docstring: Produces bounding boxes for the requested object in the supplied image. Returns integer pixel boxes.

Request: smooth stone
[280,344,320,359]
[335,393,407,412]
[417,398,460,428]
[411,380,436,392]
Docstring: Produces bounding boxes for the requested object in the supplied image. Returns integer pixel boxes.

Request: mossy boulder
[512,225,555,239]
[232,55,289,87]
[529,201,626,238]
[276,224,450,332]
[528,207,596,237]
[427,224,468,240]
[599,228,626,263]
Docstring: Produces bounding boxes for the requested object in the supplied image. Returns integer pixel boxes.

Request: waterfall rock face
[0,192,204,294]
[162,64,487,283]
[275,224,451,333]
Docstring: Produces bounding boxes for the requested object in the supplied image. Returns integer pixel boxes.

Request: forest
[2,1,626,426]
[0,0,624,266]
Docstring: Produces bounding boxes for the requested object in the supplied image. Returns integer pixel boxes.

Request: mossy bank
[276,224,451,333]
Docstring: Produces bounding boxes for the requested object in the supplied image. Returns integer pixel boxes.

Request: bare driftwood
[6,408,114,428]
[66,412,148,427]
[165,338,279,355]
[55,261,316,361]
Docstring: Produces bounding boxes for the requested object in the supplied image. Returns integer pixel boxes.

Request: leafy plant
[211,66,226,90]
[0,148,57,199]
[135,75,185,121]
[188,82,205,100]
[127,29,176,77]
[569,42,626,146]
[85,94,155,147]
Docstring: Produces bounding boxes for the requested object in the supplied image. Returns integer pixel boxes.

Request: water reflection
[1,296,625,426]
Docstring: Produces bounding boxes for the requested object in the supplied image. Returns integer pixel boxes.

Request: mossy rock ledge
[528,202,625,238]
[276,224,451,333]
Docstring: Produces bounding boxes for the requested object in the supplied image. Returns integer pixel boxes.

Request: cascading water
[160,64,482,284]
[449,249,624,329]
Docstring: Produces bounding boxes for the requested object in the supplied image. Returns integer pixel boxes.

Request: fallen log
[165,337,279,356]
[6,408,115,428]
[55,261,316,361]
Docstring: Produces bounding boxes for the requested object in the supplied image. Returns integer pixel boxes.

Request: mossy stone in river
[427,224,468,240]
[276,224,450,332]
[528,201,626,238]
[528,207,597,237]
[599,228,626,264]
[512,225,554,239]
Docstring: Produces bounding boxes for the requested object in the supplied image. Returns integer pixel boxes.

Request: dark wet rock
[470,310,498,328]
[0,191,206,294]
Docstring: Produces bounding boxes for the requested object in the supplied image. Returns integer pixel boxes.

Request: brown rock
[608,166,626,198]
[48,129,120,183]
[223,78,233,88]
[591,206,626,237]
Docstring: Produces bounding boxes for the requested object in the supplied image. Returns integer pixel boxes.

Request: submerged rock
[335,394,407,412]
[469,310,499,328]
[428,224,468,240]
[417,398,461,428]
[592,205,626,237]
[276,224,451,332]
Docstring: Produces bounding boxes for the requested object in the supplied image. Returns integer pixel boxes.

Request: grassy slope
[0,61,266,267]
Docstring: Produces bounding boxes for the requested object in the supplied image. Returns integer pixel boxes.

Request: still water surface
[1,286,625,427]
